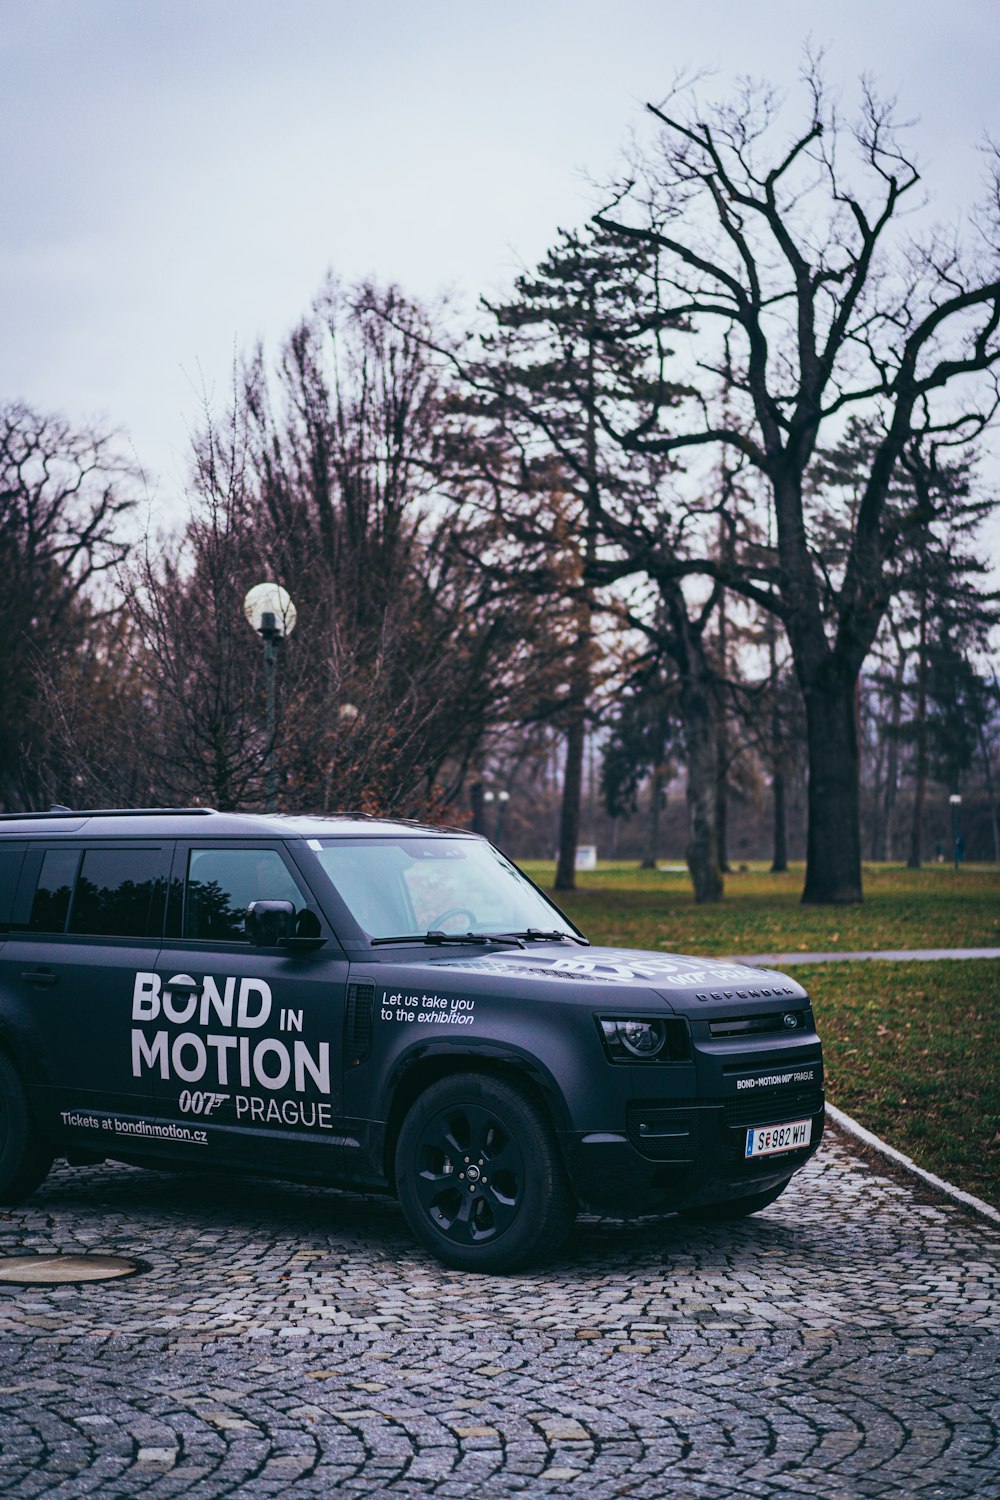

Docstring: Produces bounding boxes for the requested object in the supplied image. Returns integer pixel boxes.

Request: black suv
[0,809,824,1270]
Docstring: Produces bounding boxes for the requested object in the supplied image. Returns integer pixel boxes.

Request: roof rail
[0,807,219,822]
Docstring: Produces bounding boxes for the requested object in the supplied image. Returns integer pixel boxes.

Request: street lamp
[495,789,511,849]
[949,793,963,869]
[243,583,297,812]
[479,788,511,846]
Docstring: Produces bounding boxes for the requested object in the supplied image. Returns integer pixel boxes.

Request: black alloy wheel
[395,1073,573,1272]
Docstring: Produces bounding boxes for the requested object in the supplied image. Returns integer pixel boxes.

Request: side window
[67,848,165,939]
[0,846,27,932]
[28,849,82,933]
[184,848,308,943]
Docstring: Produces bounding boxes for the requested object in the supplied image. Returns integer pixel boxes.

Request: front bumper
[562,1084,825,1214]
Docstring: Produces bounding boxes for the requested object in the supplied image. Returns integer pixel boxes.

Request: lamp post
[495,789,510,849]
[478,787,511,847]
[949,793,963,869]
[243,583,297,813]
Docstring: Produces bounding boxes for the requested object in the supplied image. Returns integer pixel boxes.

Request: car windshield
[308,836,578,942]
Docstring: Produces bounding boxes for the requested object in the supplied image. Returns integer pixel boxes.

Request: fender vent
[345,981,376,1065]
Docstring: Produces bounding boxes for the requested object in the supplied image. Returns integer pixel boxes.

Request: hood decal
[431,958,620,982]
[430,948,772,986]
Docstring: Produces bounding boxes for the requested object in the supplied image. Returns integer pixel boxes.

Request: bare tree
[0,402,137,809]
[196,279,566,817]
[118,396,280,809]
[595,67,1000,902]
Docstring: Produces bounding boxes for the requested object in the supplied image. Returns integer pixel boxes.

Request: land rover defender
[0,809,824,1270]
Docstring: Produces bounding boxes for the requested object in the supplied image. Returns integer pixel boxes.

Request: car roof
[0,808,475,841]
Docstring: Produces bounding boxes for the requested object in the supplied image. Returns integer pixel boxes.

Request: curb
[825,1101,1000,1228]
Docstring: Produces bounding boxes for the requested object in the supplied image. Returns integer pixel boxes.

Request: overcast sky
[2,0,998,521]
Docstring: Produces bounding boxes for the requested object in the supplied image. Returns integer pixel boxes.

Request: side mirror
[246,900,295,947]
[246,901,327,951]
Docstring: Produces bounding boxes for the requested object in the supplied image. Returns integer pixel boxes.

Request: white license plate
[744,1118,812,1158]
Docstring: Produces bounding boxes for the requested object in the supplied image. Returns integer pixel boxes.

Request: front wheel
[394,1072,574,1272]
[678,1179,791,1223]
[0,1052,53,1204]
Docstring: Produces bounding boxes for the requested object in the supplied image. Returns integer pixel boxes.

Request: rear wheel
[394,1072,574,1272]
[678,1179,791,1223]
[0,1052,53,1204]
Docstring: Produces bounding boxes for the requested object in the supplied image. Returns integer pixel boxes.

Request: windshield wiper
[370,931,524,948]
[369,928,588,950]
[491,929,591,946]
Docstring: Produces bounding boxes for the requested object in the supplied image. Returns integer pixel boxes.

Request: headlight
[618,1018,666,1057]
[597,1016,690,1063]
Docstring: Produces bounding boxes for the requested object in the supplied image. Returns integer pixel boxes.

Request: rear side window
[28,849,82,932]
[0,845,27,932]
[68,847,165,939]
[184,848,309,942]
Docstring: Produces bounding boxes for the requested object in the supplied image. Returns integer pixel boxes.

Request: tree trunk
[678,659,723,903]
[660,582,723,903]
[555,323,599,894]
[470,779,487,836]
[881,642,907,861]
[555,716,585,890]
[715,571,731,873]
[907,599,929,869]
[684,693,723,902]
[715,726,730,873]
[771,766,788,873]
[868,710,884,862]
[801,667,863,904]
[212,727,236,812]
[641,765,663,869]
[767,618,788,873]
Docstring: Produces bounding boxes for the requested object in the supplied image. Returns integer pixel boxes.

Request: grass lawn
[802,960,1000,1209]
[521,862,1000,1208]
[523,859,1000,955]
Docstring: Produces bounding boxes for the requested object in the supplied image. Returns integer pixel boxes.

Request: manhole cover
[0,1254,140,1285]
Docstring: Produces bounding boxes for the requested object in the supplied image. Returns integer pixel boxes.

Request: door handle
[162,973,204,996]
[20,970,58,987]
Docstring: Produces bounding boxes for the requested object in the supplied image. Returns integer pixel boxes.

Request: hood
[420,943,807,1007]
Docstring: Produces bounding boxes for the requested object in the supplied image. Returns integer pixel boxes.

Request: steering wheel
[428,907,477,932]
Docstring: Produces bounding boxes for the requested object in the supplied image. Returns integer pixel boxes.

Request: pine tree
[467,224,679,888]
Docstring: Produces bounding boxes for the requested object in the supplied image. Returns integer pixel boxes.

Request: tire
[678,1178,791,1223]
[394,1072,574,1272]
[0,1052,53,1205]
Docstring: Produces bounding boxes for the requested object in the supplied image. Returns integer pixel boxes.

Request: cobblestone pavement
[0,1128,997,1498]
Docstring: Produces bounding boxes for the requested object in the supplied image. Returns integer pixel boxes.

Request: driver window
[184,848,307,942]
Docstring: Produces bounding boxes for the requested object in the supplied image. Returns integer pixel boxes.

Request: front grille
[709,1007,814,1038]
[629,1107,699,1139]
[723,1086,824,1129]
[626,1104,716,1161]
[627,1089,825,1161]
